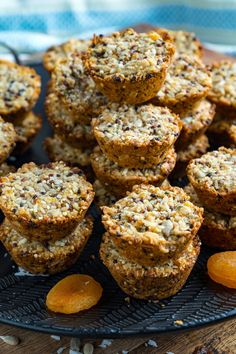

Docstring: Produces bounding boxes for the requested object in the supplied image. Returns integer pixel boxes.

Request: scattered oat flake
[124,297,130,303]
[57,347,65,354]
[0,335,19,345]
[174,320,184,325]
[146,339,158,347]
[98,339,113,348]
[51,335,61,341]
[70,338,81,351]
[83,342,94,354]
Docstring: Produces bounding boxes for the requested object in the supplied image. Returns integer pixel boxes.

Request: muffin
[151,55,212,113]
[84,28,175,104]
[92,103,182,168]
[6,111,42,154]
[0,217,93,274]
[43,38,91,72]
[102,184,203,266]
[207,114,236,148]
[187,147,236,215]
[208,61,236,112]
[0,162,94,240]
[0,117,17,163]
[0,60,41,115]
[44,135,92,167]
[45,91,95,148]
[173,134,209,178]
[185,185,236,250]
[90,146,176,197]
[156,28,202,58]
[175,99,215,150]
[52,53,108,117]
[100,233,200,300]
[93,179,117,207]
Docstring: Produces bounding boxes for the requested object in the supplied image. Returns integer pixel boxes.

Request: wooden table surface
[0,317,235,353]
[0,27,236,354]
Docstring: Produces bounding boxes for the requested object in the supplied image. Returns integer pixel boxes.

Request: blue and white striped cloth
[0,0,236,55]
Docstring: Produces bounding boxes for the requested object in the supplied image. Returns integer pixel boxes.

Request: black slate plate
[0,63,235,338]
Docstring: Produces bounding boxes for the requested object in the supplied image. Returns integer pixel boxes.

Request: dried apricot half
[46,274,103,314]
[207,251,236,289]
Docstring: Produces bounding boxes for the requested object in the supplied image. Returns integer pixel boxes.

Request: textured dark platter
[0,63,235,338]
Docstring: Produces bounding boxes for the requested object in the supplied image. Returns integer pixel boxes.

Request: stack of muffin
[0,60,42,156]
[100,184,203,300]
[207,61,236,149]
[0,161,94,274]
[186,147,236,250]
[73,28,208,299]
[43,39,109,175]
[87,28,211,200]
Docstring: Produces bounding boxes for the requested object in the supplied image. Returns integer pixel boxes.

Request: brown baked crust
[175,99,215,150]
[0,217,93,274]
[0,117,17,163]
[0,162,94,240]
[45,90,95,148]
[172,134,209,178]
[102,184,203,266]
[187,147,236,215]
[151,55,212,113]
[90,146,176,197]
[185,185,236,250]
[100,233,200,300]
[83,28,175,104]
[92,104,182,168]
[0,60,41,115]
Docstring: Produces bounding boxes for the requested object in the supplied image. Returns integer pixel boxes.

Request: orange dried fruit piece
[207,251,236,289]
[46,274,103,314]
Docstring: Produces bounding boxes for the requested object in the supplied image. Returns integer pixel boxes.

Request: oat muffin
[100,233,200,300]
[175,99,215,150]
[187,147,236,215]
[43,38,91,72]
[7,111,42,154]
[173,134,209,178]
[0,217,93,274]
[45,91,95,148]
[93,179,117,207]
[84,28,175,104]
[156,28,202,58]
[102,184,203,266]
[0,117,17,163]
[92,104,182,168]
[207,115,236,148]
[44,135,92,167]
[185,185,236,250]
[91,146,176,197]
[0,60,41,115]
[151,55,212,113]
[0,161,94,240]
[208,61,236,112]
[52,53,108,116]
